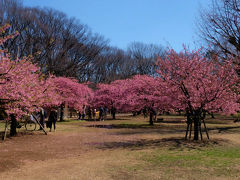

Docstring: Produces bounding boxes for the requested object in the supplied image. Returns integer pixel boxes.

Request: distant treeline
[0,0,165,83]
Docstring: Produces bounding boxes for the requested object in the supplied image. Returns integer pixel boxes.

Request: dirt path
[0,119,170,179]
[0,117,240,180]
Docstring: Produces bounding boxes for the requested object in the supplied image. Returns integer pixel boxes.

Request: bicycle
[7,115,37,131]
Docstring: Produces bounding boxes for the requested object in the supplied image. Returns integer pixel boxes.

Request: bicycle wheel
[25,121,36,131]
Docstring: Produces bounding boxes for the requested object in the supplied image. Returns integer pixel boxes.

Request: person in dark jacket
[78,111,81,120]
[48,108,57,132]
[99,107,104,121]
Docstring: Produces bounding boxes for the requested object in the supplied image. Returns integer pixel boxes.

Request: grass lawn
[0,113,240,179]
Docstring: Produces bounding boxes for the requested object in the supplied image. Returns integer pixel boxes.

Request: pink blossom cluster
[53,77,93,111]
[93,48,239,115]
[0,25,92,118]
[1,24,239,119]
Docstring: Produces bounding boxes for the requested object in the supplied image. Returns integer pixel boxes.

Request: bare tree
[0,0,108,80]
[127,42,165,76]
[0,0,166,83]
[198,0,240,69]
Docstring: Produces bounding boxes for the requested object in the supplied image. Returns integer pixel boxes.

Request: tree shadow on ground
[158,120,185,124]
[86,123,185,129]
[86,124,187,135]
[93,137,228,151]
[208,126,240,133]
[86,124,153,129]
[86,123,240,136]
[84,118,131,122]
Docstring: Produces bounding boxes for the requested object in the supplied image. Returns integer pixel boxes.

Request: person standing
[78,111,81,120]
[87,107,92,121]
[93,108,96,121]
[104,107,108,120]
[48,108,57,132]
[82,105,86,120]
[99,107,104,121]
[111,106,116,120]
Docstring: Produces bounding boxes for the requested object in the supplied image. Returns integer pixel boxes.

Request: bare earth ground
[0,114,240,180]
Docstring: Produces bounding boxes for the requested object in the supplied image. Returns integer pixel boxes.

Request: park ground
[0,114,240,180]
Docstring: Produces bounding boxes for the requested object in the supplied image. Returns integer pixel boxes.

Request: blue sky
[23,0,210,52]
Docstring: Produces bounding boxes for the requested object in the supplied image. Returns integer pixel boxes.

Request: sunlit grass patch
[124,146,240,179]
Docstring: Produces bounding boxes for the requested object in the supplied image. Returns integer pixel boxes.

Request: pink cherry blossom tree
[93,79,129,119]
[115,75,176,125]
[156,47,239,140]
[93,75,174,123]
[119,75,161,125]
[0,25,61,135]
[53,76,93,121]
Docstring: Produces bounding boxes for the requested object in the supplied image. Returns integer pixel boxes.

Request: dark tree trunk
[10,114,17,136]
[193,117,199,140]
[149,113,154,126]
[111,107,116,120]
[112,112,116,120]
[211,113,215,119]
[60,104,64,122]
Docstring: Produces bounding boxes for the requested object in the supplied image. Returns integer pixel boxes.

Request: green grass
[116,146,240,179]
[139,147,240,166]
[1,114,240,179]
[0,121,5,129]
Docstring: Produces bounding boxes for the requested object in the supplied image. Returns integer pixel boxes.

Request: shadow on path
[86,123,185,129]
[93,137,228,151]
[208,126,240,133]
[87,124,187,135]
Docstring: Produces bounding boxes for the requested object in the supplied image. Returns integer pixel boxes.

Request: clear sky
[23,0,210,52]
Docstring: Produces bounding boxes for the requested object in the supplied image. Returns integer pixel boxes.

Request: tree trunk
[111,107,116,120]
[10,114,17,136]
[112,112,115,120]
[149,113,154,126]
[60,104,64,122]
[193,117,199,140]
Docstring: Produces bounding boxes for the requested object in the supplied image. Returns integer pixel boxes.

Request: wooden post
[185,123,190,140]
[2,120,8,141]
[199,121,203,140]
[189,122,192,139]
[32,114,47,135]
[202,119,209,139]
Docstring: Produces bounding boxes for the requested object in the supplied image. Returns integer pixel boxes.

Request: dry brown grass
[0,114,240,179]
